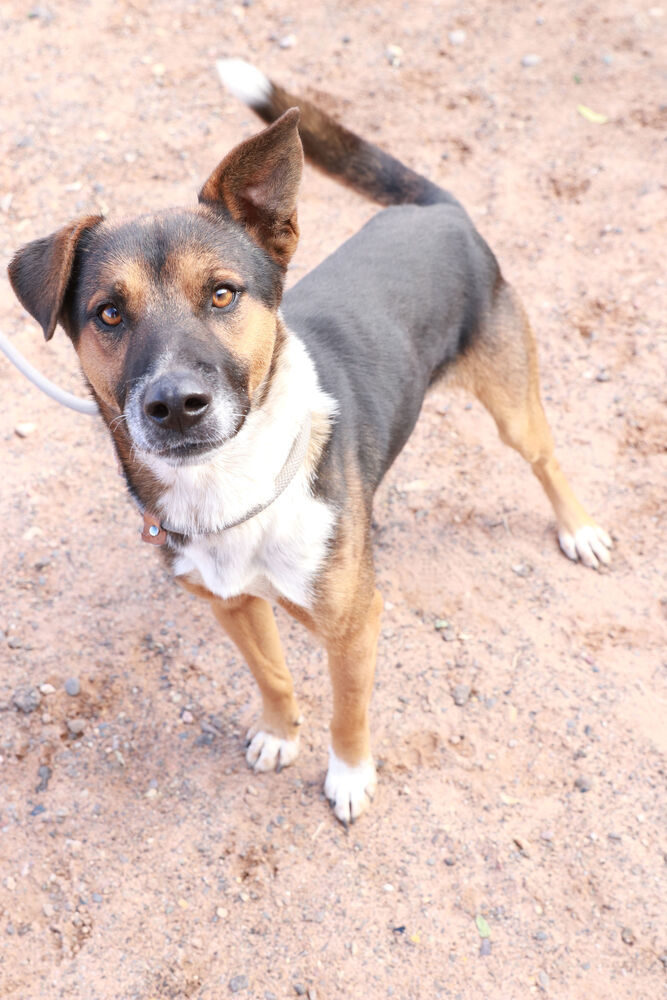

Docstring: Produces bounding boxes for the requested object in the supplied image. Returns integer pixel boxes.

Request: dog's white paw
[246,729,299,773]
[558,523,612,569]
[324,749,377,825]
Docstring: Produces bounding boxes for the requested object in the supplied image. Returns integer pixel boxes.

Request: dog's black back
[284,202,500,497]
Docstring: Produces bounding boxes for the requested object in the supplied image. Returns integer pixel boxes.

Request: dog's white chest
[142,331,338,608]
[172,477,334,607]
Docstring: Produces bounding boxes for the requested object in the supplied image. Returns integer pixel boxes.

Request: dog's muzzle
[126,365,244,460]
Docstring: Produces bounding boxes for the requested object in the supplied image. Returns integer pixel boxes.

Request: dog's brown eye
[212,286,235,310]
[98,304,121,327]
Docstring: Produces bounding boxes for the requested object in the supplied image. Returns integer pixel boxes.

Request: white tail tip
[216,58,272,109]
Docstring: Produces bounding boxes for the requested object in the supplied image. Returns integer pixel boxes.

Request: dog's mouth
[147,435,229,464]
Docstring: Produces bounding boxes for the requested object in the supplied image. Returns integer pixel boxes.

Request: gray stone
[452,683,471,706]
[66,717,86,736]
[621,926,635,946]
[36,765,52,793]
[64,677,81,696]
[229,975,249,993]
[12,687,41,714]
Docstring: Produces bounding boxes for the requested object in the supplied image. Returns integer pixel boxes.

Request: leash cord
[0,329,98,415]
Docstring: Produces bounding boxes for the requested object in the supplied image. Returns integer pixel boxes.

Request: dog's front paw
[324,749,377,825]
[245,728,300,773]
[558,522,612,569]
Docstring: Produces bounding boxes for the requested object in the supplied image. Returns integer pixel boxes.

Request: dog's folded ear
[199,108,303,269]
[8,215,103,341]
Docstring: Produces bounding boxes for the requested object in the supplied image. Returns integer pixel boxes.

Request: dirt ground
[0,1,665,998]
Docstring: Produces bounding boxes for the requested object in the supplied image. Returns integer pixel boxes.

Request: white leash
[0,329,98,415]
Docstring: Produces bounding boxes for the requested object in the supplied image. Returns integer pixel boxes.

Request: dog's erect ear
[8,215,103,341]
[199,108,303,268]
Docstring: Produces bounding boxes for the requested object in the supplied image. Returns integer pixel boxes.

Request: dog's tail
[216,58,452,209]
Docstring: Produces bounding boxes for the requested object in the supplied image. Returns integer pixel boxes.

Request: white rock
[449,29,466,45]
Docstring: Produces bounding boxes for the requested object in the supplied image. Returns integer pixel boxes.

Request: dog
[8,59,612,824]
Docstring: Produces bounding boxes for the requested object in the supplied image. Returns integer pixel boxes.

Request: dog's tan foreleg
[454,281,612,567]
[209,594,302,772]
[322,587,383,825]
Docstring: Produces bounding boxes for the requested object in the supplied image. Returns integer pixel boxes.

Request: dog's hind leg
[208,594,302,771]
[451,279,612,568]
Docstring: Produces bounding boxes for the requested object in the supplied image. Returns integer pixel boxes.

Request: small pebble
[479,938,492,956]
[35,765,52,793]
[521,53,541,67]
[448,29,466,45]
[279,34,296,49]
[452,683,471,706]
[181,710,194,724]
[27,6,52,21]
[39,683,55,695]
[14,422,36,438]
[229,974,249,993]
[538,970,549,991]
[66,717,86,736]
[42,902,55,918]
[621,926,635,946]
[294,986,306,997]
[12,687,41,714]
[574,776,591,793]
[386,44,403,66]
[64,678,81,697]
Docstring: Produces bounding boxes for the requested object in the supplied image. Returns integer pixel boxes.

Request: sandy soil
[0,1,665,998]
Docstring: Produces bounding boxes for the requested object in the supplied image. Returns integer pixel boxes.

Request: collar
[140,413,312,546]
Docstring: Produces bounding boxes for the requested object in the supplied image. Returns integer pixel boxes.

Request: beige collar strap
[140,413,312,546]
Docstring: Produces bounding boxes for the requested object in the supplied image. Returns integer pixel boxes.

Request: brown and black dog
[8,60,611,823]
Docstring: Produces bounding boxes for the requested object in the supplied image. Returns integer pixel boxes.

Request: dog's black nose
[143,372,212,433]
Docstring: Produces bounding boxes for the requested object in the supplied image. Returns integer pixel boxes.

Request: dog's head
[8,109,303,464]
